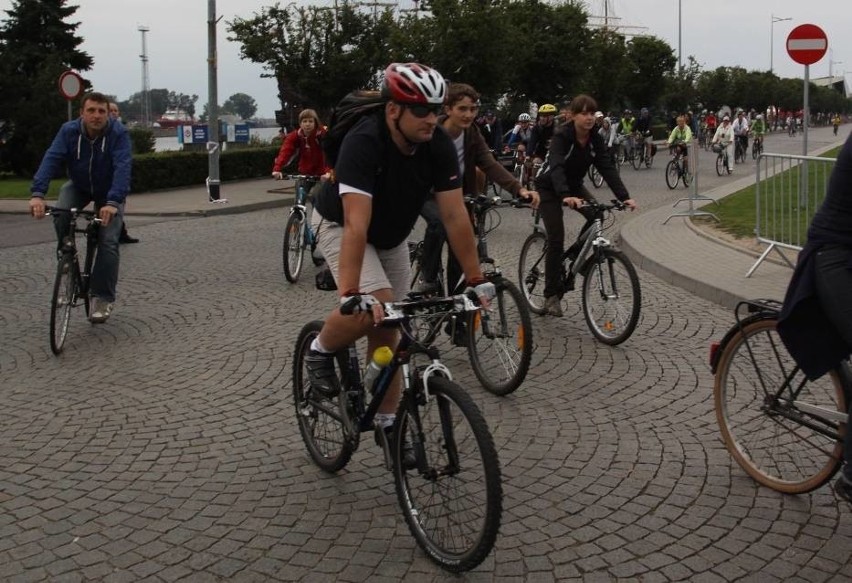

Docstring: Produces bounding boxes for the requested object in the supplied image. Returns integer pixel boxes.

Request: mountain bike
[713,143,732,176]
[282,174,324,283]
[710,299,849,494]
[409,194,533,395]
[517,200,641,345]
[508,147,533,190]
[633,133,655,170]
[734,137,747,164]
[751,134,764,160]
[665,145,691,189]
[293,292,502,571]
[46,207,100,355]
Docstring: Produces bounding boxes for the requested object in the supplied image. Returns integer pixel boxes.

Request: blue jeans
[813,244,852,480]
[53,181,123,303]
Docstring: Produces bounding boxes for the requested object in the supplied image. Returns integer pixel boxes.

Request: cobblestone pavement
[1,127,850,581]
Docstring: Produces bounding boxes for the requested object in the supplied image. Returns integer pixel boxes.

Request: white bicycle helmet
[381,63,446,105]
[518,113,532,122]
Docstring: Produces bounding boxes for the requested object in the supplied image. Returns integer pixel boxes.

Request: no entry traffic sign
[786,24,828,65]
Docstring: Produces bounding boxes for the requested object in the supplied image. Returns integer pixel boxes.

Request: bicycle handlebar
[561,199,627,212]
[340,292,482,322]
[463,194,529,210]
[281,174,323,182]
[45,206,101,222]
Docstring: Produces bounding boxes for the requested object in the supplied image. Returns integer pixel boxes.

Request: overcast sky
[1,0,848,118]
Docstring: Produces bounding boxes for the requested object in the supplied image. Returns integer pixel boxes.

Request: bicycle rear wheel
[467,276,533,395]
[665,159,680,189]
[714,317,846,494]
[50,257,77,355]
[283,212,306,283]
[581,248,641,345]
[393,376,502,572]
[518,231,547,315]
[292,321,356,472]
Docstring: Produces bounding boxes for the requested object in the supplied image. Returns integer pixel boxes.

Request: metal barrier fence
[747,152,836,277]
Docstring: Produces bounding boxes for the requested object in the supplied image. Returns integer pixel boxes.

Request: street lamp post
[771,14,791,74]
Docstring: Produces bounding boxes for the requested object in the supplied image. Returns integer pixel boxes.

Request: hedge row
[130,147,278,193]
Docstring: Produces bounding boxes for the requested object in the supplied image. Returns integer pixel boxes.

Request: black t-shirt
[314,113,462,249]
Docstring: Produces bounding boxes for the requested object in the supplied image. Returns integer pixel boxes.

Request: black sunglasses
[404,103,443,118]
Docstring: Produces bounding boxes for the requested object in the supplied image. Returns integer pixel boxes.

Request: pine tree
[0,0,93,176]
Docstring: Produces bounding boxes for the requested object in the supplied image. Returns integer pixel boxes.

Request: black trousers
[814,244,852,479]
[418,198,462,293]
[538,189,596,298]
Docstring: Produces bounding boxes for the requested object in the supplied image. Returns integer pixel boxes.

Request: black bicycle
[734,136,747,164]
[711,299,850,494]
[751,134,764,160]
[518,200,641,345]
[293,292,502,571]
[46,207,100,355]
[281,174,324,283]
[665,145,691,189]
[713,142,732,176]
[409,194,534,395]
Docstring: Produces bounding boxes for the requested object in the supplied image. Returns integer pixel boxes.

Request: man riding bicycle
[750,113,766,150]
[634,107,654,163]
[732,110,749,161]
[778,131,852,504]
[29,91,132,324]
[308,63,495,448]
[527,103,557,168]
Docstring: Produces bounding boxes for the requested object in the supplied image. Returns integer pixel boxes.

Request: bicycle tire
[581,248,641,345]
[716,154,725,176]
[518,231,547,315]
[393,376,502,572]
[283,212,306,283]
[50,257,76,355]
[616,144,626,165]
[467,276,533,396]
[713,317,846,494]
[665,159,680,190]
[631,148,642,170]
[588,165,604,188]
[292,321,355,472]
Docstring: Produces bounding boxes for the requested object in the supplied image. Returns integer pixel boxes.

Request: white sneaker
[90,297,114,323]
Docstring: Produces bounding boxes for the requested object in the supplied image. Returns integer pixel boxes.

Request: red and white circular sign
[786,24,828,66]
[58,71,84,100]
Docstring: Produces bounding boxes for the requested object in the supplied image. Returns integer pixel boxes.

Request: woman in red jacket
[271,109,330,181]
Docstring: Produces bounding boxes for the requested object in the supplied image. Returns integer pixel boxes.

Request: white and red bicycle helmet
[381,63,446,105]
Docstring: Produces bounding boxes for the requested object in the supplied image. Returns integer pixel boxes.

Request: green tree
[0,0,93,176]
[228,3,393,114]
[221,93,258,119]
[623,36,676,111]
[581,28,630,112]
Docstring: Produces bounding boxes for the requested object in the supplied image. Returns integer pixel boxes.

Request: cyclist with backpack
[307,63,496,446]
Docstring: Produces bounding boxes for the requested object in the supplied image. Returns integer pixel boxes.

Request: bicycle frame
[53,208,99,300]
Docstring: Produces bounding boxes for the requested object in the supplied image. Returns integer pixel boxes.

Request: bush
[130,146,277,192]
[128,128,156,154]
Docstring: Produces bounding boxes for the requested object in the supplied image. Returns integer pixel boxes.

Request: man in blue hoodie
[29,91,132,323]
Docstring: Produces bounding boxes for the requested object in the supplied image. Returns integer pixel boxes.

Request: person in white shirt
[712,116,735,174]
[732,110,749,161]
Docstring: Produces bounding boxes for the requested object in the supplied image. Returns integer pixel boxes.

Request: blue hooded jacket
[31,117,132,207]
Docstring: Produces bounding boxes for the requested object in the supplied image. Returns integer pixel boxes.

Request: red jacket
[272,128,329,176]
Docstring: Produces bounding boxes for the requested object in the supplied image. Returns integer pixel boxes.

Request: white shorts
[311,211,411,300]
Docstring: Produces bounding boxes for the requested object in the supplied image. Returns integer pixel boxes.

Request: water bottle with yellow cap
[363,346,393,393]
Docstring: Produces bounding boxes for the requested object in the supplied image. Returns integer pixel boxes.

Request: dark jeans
[814,244,852,479]
[418,198,462,293]
[53,181,123,303]
[539,190,595,298]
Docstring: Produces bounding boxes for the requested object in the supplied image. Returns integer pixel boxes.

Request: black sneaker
[834,474,852,504]
[304,349,340,398]
[444,320,468,347]
[376,426,417,470]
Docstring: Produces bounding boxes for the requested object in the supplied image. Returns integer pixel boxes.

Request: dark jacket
[778,132,852,379]
[535,121,629,201]
[451,121,523,198]
[31,117,132,207]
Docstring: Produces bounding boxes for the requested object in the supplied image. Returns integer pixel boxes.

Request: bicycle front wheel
[665,159,680,190]
[581,248,641,345]
[283,212,306,283]
[631,148,642,170]
[467,276,533,396]
[50,257,77,355]
[292,321,356,472]
[393,377,502,572]
[588,165,603,188]
[713,317,846,494]
[716,154,725,176]
[518,231,548,315]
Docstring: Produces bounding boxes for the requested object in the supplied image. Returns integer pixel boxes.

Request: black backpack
[322,91,386,169]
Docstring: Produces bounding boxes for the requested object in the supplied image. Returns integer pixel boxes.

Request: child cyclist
[271,108,331,187]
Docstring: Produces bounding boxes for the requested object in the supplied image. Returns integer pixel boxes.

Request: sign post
[58,71,84,121]
[786,24,827,206]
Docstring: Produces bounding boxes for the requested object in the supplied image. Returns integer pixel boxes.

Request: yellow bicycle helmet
[538,103,557,115]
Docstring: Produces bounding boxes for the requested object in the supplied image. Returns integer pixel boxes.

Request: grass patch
[696,146,841,242]
[0,177,61,199]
